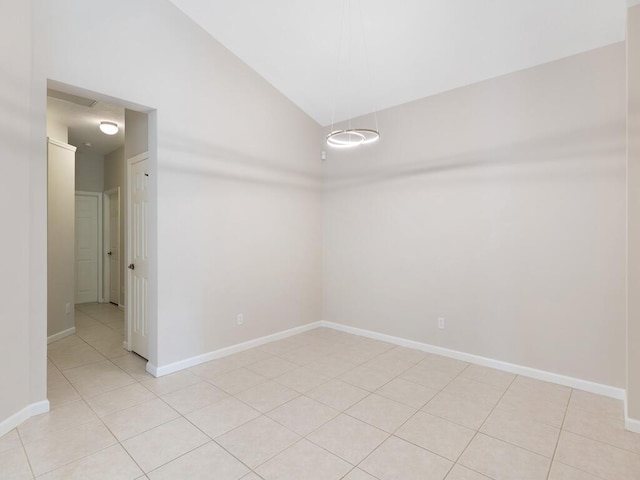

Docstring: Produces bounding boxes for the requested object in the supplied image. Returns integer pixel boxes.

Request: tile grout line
[444,370,520,479]
[337,357,475,478]
[15,427,36,480]
[38,305,157,477]
[546,386,570,480]
[49,330,150,476]
[32,320,639,479]
[213,338,420,478]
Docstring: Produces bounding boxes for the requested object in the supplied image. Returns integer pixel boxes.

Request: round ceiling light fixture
[327,129,380,148]
[99,121,119,135]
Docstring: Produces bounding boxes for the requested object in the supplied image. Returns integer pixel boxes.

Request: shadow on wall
[0,66,31,147]
[160,132,322,192]
[323,120,625,191]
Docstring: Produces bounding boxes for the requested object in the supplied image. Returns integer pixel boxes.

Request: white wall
[41,0,323,369]
[627,4,640,422]
[75,152,104,192]
[47,140,76,337]
[0,0,34,432]
[323,43,627,388]
[125,109,148,159]
[46,118,67,143]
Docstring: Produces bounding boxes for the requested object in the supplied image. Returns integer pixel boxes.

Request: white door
[104,188,120,305]
[128,154,149,359]
[75,193,101,303]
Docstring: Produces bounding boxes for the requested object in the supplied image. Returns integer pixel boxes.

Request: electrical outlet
[438,317,445,329]
[237,313,244,325]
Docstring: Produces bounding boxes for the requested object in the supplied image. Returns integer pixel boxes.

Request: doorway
[127,153,150,359]
[75,191,102,304]
[104,187,121,306]
[46,81,156,384]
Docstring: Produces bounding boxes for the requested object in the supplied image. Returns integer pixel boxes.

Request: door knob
[107,251,112,256]
[128,263,135,270]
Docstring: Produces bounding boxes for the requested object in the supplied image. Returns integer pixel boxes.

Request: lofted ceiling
[47,92,125,156]
[169,0,626,126]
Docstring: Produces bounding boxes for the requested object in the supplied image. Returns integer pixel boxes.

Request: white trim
[47,327,76,344]
[47,137,77,152]
[147,321,324,377]
[626,416,640,434]
[629,0,640,8]
[141,318,625,401]
[0,401,50,438]
[75,191,104,303]
[321,321,626,400]
[103,187,121,306]
[122,340,130,351]
[624,393,640,433]
[118,304,125,310]
[126,152,149,358]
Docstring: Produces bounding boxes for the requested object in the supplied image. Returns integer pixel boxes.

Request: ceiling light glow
[99,121,119,135]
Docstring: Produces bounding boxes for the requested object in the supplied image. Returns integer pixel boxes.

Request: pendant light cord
[329,0,348,133]
[326,0,381,147]
[357,0,379,132]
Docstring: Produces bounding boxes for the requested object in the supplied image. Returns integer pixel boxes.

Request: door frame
[41,80,158,385]
[74,190,104,304]
[125,152,149,356]
[103,187,120,306]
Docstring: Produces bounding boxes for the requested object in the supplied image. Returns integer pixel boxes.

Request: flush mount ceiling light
[326,0,380,149]
[99,121,119,135]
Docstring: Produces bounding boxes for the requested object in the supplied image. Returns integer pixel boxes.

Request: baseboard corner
[0,400,50,438]
[145,362,159,377]
[151,321,324,377]
[626,416,640,434]
[47,327,76,344]
[30,400,50,416]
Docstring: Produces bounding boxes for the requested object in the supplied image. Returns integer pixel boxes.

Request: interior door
[105,189,120,305]
[75,193,100,303]
[128,155,149,359]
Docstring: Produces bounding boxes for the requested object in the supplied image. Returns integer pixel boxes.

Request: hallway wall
[75,152,104,193]
[0,0,36,431]
[627,3,640,426]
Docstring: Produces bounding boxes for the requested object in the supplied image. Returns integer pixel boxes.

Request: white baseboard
[626,416,640,434]
[140,318,625,402]
[0,400,50,438]
[122,341,130,351]
[47,327,76,344]
[147,321,324,377]
[321,321,625,400]
[118,304,124,311]
[624,393,640,434]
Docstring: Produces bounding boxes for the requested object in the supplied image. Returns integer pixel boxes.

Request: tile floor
[1,303,640,479]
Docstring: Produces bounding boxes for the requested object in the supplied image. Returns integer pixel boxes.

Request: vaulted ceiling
[169,0,626,126]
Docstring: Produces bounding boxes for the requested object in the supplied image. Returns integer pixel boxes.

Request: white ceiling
[47,95,125,156]
[169,0,626,126]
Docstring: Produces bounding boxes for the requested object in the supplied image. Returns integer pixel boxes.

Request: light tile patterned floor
[2,302,640,479]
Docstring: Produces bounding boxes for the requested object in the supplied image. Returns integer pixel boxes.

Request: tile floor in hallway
[1,303,640,479]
